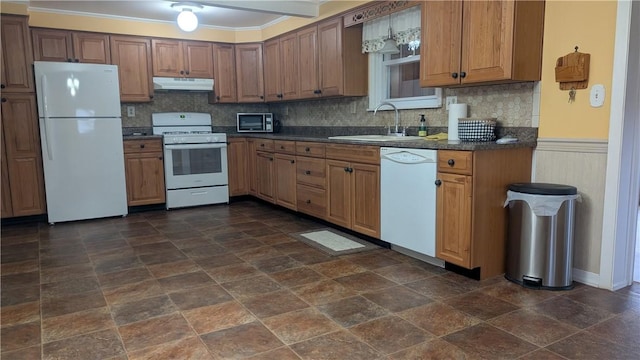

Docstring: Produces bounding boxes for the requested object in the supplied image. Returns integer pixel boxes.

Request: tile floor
[1,200,640,359]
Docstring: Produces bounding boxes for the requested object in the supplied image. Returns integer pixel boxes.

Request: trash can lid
[508,183,577,195]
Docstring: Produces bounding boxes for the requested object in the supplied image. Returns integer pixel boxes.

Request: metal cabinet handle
[0,84,5,89]
[180,70,185,75]
[435,179,442,186]
[290,160,295,164]
[304,170,311,175]
[1,98,6,103]
[280,145,285,149]
[306,200,311,204]
[140,144,145,148]
[305,147,310,152]
[158,156,163,160]
[260,144,265,147]
[447,159,455,166]
[451,72,458,79]
[185,70,190,75]
[269,157,273,161]
[460,71,467,78]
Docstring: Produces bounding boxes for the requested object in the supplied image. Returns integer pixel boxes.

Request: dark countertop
[122,134,163,141]
[228,133,536,151]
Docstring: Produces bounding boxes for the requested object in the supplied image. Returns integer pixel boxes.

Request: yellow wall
[538,0,618,139]
[3,1,371,43]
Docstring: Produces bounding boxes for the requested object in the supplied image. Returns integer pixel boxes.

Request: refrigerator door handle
[41,75,53,160]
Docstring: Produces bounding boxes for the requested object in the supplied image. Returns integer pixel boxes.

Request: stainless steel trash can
[505,183,578,290]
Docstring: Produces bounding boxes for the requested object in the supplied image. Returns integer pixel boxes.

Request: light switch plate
[445,96,457,110]
[590,84,605,108]
[126,106,135,117]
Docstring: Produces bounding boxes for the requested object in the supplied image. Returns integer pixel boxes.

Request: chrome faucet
[373,102,402,136]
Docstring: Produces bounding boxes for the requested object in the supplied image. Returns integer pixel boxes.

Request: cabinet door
[274,153,297,211]
[247,139,257,195]
[227,138,248,196]
[326,159,351,229]
[152,39,183,77]
[297,26,319,98]
[280,33,299,100]
[124,152,166,206]
[460,0,514,84]
[263,38,281,102]
[1,94,46,216]
[351,163,380,238]
[31,28,73,62]
[436,172,473,267]
[420,0,463,87]
[72,32,111,64]
[235,43,264,103]
[317,18,343,97]
[1,126,13,218]
[1,15,34,93]
[183,41,213,78]
[256,151,275,202]
[212,43,237,103]
[110,35,154,102]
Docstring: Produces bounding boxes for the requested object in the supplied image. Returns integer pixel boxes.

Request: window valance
[362,6,421,53]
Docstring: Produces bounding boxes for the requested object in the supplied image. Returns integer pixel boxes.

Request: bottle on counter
[418,114,427,137]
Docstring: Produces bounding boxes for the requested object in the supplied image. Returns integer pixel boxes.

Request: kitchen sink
[327,135,424,142]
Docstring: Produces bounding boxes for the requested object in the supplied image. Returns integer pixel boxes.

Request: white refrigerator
[34,61,128,224]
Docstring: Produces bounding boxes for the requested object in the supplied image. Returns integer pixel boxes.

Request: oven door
[164,143,228,190]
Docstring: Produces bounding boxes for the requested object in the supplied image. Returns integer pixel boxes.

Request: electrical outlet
[126,106,135,117]
[445,96,457,111]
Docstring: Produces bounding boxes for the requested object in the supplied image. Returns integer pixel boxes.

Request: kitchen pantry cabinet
[235,43,265,103]
[297,18,367,99]
[151,39,213,78]
[32,28,111,64]
[295,142,326,219]
[274,140,297,211]
[435,148,532,279]
[110,35,154,102]
[0,94,46,217]
[325,144,380,238]
[264,34,299,102]
[1,15,34,93]
[227,138,249,196]
[123,138,165,206]
[420,0,545,87]
[211,43,237,103]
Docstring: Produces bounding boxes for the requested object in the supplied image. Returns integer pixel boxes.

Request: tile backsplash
[122,82,535,130]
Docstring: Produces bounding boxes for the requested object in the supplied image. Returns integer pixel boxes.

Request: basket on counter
[458,118,497,142]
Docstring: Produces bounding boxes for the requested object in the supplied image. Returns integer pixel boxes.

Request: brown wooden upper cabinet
[420,0,545,87]
[235,43,265,103]
[110,35,154,103]
[211,43,237,103]
[1,15,34,93]
[297,17,367,99]
[151,39,213,78]
[32,28,111,64]
[264,33,299,102]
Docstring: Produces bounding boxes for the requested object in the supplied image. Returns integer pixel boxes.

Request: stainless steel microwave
[237,113,274,133]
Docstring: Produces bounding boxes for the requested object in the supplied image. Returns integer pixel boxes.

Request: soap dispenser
[418,114,427,137]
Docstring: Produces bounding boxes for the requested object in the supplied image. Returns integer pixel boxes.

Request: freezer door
[34,61,121,118]
[40,117,127,223]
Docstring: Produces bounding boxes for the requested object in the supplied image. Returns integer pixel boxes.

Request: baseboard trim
[573,268,600,287]
[536,138,608,153]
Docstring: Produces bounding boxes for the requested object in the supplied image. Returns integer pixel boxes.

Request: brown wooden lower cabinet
[123,139,165,206]
[1,93,46,218]
[255,151,275,202]
[227,138,249,196]
[436,148,532,279]
[274,153,297,210]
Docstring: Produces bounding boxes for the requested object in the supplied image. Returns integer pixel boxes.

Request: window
[362,6,442,110]
[368,44,442,110]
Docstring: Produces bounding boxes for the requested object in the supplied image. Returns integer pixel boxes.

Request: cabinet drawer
[325,144,379,164]
[296,157,326,189]
[296,142,326,158]
[123,139,163,154]
[296,184,326,219]
[274,140,296,154]
[255,139,274,151]
[438,150,473,175]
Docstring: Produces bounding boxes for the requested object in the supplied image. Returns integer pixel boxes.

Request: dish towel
[424,133,448,140]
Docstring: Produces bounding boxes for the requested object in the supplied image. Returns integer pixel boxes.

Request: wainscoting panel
[534,138,608,281]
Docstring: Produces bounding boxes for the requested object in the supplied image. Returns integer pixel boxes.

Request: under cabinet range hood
[152,77,214,91]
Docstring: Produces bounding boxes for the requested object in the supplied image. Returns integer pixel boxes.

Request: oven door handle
[164,143,227,150]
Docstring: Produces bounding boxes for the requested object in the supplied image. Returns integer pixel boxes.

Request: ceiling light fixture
[378,14,400,55]
[171,2,203,32]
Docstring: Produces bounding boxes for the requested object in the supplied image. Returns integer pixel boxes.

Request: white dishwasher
[380,147,439,259]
